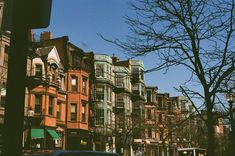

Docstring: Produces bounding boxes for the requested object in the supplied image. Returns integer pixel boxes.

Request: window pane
[95,109,104,125]
[95,86,104,100]
[49,96,54,115]
[82,103,86,122]
[82,77,87,95]
[148,128,152,138]
[71,76,77,91]
[116,76,124,87]
[0,96,5,107]
[57,102,61,120]
[70,103,77,121]
[117,95,124,108]
[35,64,42,77]
[35,95,42,114]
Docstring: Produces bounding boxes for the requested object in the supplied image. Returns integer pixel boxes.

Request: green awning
[31,128,44,139]
[46,129,61,140]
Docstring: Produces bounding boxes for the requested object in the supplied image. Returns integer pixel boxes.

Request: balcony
[114,85,130,94]
[25,76,48,90]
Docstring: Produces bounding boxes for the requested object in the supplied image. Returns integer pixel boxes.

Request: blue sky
[35,0,190,96]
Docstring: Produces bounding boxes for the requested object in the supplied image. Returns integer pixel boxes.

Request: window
[0,96,5,107]
[57,101,62,120]
[82,77,87,95]
[147,90,152,102]
[148,128,152,138]
[132,68,139,74]
[95,86,104,101]
[95,109,104,125]
[147,109,151,120]
[117,95,124,108]
[82,102,86,122]
[48,96,54,115]
[140,69,144,80]
[71,76,78,92]
[96,64,104,77]
[116,76,124,87]
[35,95,42,114]
[35,64,43,77]
[70,103,77,121]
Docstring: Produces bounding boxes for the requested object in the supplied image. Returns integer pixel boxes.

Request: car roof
[31,150,120,156]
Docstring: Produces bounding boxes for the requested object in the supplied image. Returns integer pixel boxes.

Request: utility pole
[2,4,28,155]
[2,0,52,155]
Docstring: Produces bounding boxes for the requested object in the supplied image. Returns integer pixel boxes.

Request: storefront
[67,129,92,150]
[24,127,61,149]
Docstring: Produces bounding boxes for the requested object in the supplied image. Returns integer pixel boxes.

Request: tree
[102,0,235,155]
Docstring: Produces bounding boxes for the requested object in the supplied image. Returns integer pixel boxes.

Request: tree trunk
[207,108,216,156]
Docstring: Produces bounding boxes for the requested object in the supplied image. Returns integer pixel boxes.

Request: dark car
[31,150,120,156]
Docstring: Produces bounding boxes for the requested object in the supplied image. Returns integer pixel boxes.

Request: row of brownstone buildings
[0,29,216,156]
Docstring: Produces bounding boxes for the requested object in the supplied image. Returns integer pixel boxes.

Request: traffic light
[2,0,53,31]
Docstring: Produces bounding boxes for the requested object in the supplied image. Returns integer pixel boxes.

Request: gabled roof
[35,46,54,57]
[34,46,63,69]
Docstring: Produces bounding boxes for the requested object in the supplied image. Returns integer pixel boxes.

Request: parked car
[31,150,120,156]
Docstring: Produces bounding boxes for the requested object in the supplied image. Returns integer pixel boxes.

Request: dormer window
[35,64,43,77]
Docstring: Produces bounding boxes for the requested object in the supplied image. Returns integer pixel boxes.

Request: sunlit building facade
[92,54,115,152]
[112,57,132,156]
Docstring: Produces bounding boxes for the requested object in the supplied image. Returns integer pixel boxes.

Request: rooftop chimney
[112,56,119,64]
[40,31,52,41]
